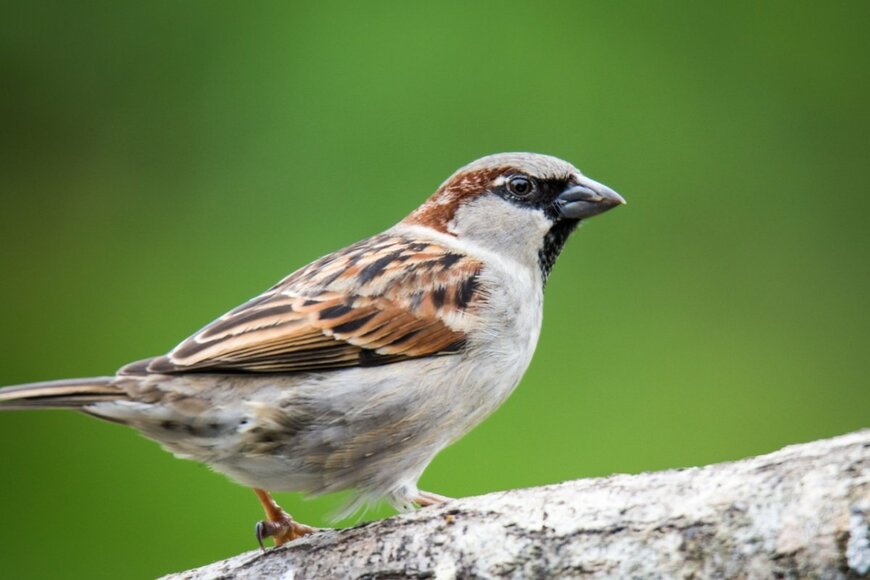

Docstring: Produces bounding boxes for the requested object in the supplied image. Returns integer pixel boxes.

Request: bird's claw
[255,521,269,552]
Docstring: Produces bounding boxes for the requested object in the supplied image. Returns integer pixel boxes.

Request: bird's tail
[0,377,124,410]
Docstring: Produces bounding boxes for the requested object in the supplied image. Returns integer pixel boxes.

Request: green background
[1,2,868,577]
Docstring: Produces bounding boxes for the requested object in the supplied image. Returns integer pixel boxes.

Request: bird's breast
[454,260,545,417]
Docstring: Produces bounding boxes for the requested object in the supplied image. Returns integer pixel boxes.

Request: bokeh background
[1,1,869,577]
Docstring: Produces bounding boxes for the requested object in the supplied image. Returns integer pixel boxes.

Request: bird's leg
[252,488,318,549]
[413,490,453,507]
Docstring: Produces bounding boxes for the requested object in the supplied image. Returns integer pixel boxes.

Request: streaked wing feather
[122,234,483,375]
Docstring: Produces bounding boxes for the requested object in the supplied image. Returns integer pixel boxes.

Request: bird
[0,152,625,547]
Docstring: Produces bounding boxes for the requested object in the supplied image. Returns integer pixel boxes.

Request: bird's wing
[121,233,484,375]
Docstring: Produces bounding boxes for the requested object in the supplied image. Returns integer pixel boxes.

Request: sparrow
[0,152,624,547]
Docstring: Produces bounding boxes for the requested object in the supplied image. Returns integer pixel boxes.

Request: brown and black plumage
[132,234,484,375]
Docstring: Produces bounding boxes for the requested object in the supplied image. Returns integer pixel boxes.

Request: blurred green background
[1,1,868,577]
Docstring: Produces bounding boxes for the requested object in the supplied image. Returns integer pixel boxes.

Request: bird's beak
[554,176,626,220]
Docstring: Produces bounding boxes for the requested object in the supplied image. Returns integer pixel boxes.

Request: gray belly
[91,350,528,509]
[87,278,541,510]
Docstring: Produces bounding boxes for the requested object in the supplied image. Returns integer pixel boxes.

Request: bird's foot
[414,490,453,507]
[252,488,318,550]
[255,513,317,549]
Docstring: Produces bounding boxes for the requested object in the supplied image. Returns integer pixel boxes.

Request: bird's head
[403,152,625,280]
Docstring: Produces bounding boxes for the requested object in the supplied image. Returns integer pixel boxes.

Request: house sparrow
[0,152,624,547]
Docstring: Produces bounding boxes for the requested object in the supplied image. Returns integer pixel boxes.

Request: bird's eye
[506,175,534,198]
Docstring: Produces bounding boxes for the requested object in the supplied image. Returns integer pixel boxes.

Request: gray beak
[554,177,626,220]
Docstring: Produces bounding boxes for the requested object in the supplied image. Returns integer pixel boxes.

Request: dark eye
[506,175,534,198]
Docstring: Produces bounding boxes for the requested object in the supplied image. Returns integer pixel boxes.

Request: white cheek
[448,194,553,271]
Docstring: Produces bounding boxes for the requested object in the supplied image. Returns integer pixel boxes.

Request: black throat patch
[538,219,580,283]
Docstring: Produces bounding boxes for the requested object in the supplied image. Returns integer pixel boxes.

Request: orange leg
[253,488,318,549]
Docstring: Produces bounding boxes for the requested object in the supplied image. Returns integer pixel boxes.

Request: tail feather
[0,377,123,410]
